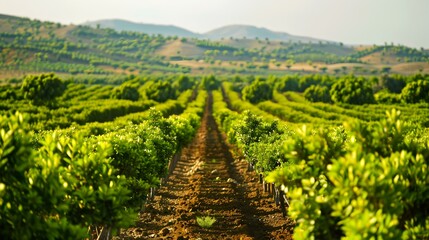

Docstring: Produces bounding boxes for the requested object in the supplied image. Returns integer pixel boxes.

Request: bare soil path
[118,92,293,240]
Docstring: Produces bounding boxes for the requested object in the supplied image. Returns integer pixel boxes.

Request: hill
[1,13,429,77]
[83,19,201,38]
[204,24,326,43]
[84,19,329,43]
[0,14,190,76]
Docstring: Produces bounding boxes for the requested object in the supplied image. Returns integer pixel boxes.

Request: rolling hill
[83,19,201,38]
[83,19,329,43]
[203,24,326,43]
[0,13,428,77]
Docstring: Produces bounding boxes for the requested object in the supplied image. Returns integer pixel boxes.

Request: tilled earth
[118,94,294,240]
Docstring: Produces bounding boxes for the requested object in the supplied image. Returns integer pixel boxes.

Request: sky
[1,0,428,48]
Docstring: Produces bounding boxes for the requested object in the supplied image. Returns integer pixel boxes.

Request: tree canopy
[111,83,140,101]
[401,79,429,103]
[242,78,273,104]
[304,85,331,103]
[330,75,375,105]
[145,81,176,102]
[21,73,66,105]
[201,75,221,91]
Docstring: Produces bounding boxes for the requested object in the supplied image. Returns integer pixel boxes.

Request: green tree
[0,112,135,239]
[401,79,429,103]
[266,109,429,239]
[173,75,194,92]
[242,78,273,104]
[111,83,140,101]
[0,113,86,239]
[21,73,66,105]
[304,85,331,103]
[299,75,319,92]
[146,81,176,102]
[201,75,220,91]
[277,77,299,92]
[374,90,401,104]
[381,66,392,74]
[330,75,375,104]
[378,75,406,93]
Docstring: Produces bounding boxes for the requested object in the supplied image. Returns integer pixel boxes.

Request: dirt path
[118,93,293,240]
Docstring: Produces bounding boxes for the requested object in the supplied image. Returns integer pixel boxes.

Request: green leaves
[94,106,201,208]
[304,85,331,103]
[330,75,375,105]
[0,77,205,239]
[401,79,429,103]
[221,104,428,239]
[265,109,429,239]
[231,111,286,171]
[327,149,429,239]
[0,112,136,239]
[145,80,177,102]
[21,73,66,105]
[111,82,140,101]
[242,78,273,104]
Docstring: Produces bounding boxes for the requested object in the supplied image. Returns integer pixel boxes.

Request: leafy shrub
[374,90,401,104]
[330,75,375,104]
[21,73,66,105]
[201,75,221,90]
[378,75,406,93]
[111,83,140,101]
[303,85,331,103]
[267,110,429,239]
[242,79,273,104]
[0,112,135,239]
[401,79,429,103]
[172,75,194,92]
[146,81,176,102]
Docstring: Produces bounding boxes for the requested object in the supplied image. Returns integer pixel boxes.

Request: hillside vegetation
[1,14,429,78]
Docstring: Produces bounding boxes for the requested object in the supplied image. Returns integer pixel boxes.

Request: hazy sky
[1,0,428,48]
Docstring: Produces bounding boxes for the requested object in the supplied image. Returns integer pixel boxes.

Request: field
[120,94,293,239]
[1,13,429,240]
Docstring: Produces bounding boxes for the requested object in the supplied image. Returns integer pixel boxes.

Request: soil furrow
[118,92,293,240]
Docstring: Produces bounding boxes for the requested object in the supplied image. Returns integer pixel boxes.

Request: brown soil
[118,93,294,240]
[156,40,205,58]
